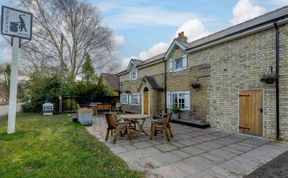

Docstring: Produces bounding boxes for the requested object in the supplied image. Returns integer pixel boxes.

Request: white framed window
[166,91,190,110]
[130,70,138,80]
[120,93,129,104]
[169,54,187,72]
[130,93,140,105]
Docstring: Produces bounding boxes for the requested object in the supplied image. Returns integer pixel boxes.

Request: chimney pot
[177,31,187,42]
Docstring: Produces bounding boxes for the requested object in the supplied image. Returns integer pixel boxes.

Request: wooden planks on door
[239,90,263,136]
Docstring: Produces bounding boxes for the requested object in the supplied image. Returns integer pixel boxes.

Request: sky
[1,0,288,70]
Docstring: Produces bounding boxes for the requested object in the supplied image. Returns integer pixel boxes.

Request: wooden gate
[239,90,263,136]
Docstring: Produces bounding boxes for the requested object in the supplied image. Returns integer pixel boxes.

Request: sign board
[1,6,33,40]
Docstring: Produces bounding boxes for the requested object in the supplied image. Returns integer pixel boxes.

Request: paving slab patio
[86,115,288,178]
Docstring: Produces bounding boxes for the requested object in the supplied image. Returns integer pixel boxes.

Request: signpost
[1,6,33,134]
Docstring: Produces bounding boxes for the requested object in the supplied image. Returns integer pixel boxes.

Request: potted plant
[191,83,201,89]
[172,105,180,120]
[260,66,278,84]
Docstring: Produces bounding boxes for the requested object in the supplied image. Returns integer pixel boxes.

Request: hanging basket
[191,83,201,89]
[260,74,277,84]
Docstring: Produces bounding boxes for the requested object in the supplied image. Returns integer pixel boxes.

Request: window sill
[130,104,140,106]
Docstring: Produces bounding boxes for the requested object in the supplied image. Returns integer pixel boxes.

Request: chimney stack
[177,31,187,42]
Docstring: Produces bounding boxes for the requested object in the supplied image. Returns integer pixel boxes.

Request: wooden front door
[144,92,149,114]
[239,90,263,136]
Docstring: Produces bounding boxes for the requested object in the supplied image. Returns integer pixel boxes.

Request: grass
[0,113,142,178]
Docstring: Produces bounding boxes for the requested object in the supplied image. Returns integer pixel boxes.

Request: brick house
[117,6,288,140]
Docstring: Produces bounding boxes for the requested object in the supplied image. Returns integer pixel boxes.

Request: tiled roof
[141,53,165,65]
[131,59,144,67]
[101,73,119,91]
[187,6,288,49]
[144,76,163,90]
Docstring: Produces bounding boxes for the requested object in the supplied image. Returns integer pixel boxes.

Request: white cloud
[175,19,210,42]
[97,1,199,29]
[139,42,169,60]
[113,35,125,46]
[232,0,266,25]
[120,56,136,70]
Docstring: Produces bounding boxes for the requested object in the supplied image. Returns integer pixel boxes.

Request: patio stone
[239,150,275,164]
[122,144,138,151]
[227,143,254,152]
[137,152,183,168]
[221,146,245,155]
[219,159,258,175]
[208,148,238,160]
[87,116,288,178]
[133,141,154,149]
[241,137,269,147]
[118,147,161,162]
[213,137,239,145]
[169,150,191,159]
[196,135,218,142]
[210,166,243,178]
[155,143,178,152]
[182,156,217,172]
[200,153,225,163]
[170,141,186,148]
[195,141,224,151]
[110,146,127,154]
[177,139,198,146]
[180,146,205,156]
[148,163,193,178]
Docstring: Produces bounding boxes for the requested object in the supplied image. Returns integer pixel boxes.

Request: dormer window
[169,54,187,72]
[130,70,138,80]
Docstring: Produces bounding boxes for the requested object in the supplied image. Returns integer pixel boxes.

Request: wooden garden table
[119,114,150,138]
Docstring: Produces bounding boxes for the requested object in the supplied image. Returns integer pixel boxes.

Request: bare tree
[20,0,117,80]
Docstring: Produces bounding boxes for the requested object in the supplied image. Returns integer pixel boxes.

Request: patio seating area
[86,114,288,178]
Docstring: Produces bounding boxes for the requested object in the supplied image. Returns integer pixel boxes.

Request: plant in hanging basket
[191,83,201,89]
[260,73,277,84]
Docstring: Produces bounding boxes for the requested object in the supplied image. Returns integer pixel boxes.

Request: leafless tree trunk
[20,0,117,80]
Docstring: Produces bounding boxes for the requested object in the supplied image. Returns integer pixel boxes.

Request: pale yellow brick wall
[187,24,288,140]
[118,24,288,140]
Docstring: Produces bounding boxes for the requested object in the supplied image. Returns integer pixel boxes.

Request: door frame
[141,90,150,115]
[237,89,265,137]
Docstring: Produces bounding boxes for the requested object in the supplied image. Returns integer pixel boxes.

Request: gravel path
[245,150,288,178]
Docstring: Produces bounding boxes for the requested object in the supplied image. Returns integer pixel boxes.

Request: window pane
[172,93,178,107]
[175,58,183,69]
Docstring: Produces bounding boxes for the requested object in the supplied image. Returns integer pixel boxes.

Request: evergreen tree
[82,54,97,83]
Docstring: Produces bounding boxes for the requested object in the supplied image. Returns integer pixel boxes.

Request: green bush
[21,71,114,112]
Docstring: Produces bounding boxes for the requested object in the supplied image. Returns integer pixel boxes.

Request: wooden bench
[92,103,112,115]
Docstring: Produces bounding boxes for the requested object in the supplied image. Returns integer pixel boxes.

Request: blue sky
[1,0,288,69]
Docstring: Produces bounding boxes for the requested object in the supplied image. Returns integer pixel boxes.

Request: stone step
[171,119,210,129]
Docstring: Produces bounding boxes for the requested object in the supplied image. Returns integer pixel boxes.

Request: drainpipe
[164,58,167,113]
[273,22,280,139]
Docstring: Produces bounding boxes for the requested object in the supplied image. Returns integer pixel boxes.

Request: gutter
[164,58,167,113]
[273,22,280,139]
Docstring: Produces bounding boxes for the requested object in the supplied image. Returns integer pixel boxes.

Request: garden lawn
[0,113,142,178]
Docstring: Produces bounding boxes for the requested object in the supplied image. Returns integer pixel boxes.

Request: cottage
[117,6,288,140]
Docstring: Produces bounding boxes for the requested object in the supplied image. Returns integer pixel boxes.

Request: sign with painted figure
[1,6,33,40]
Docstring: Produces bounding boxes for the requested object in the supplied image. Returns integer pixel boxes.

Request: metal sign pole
[7,37,20,134]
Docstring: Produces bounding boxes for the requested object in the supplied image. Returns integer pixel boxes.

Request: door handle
[259,108,263,113]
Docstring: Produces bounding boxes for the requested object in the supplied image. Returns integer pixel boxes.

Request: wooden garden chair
[105,113,131,144]
[150,113,173,141]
